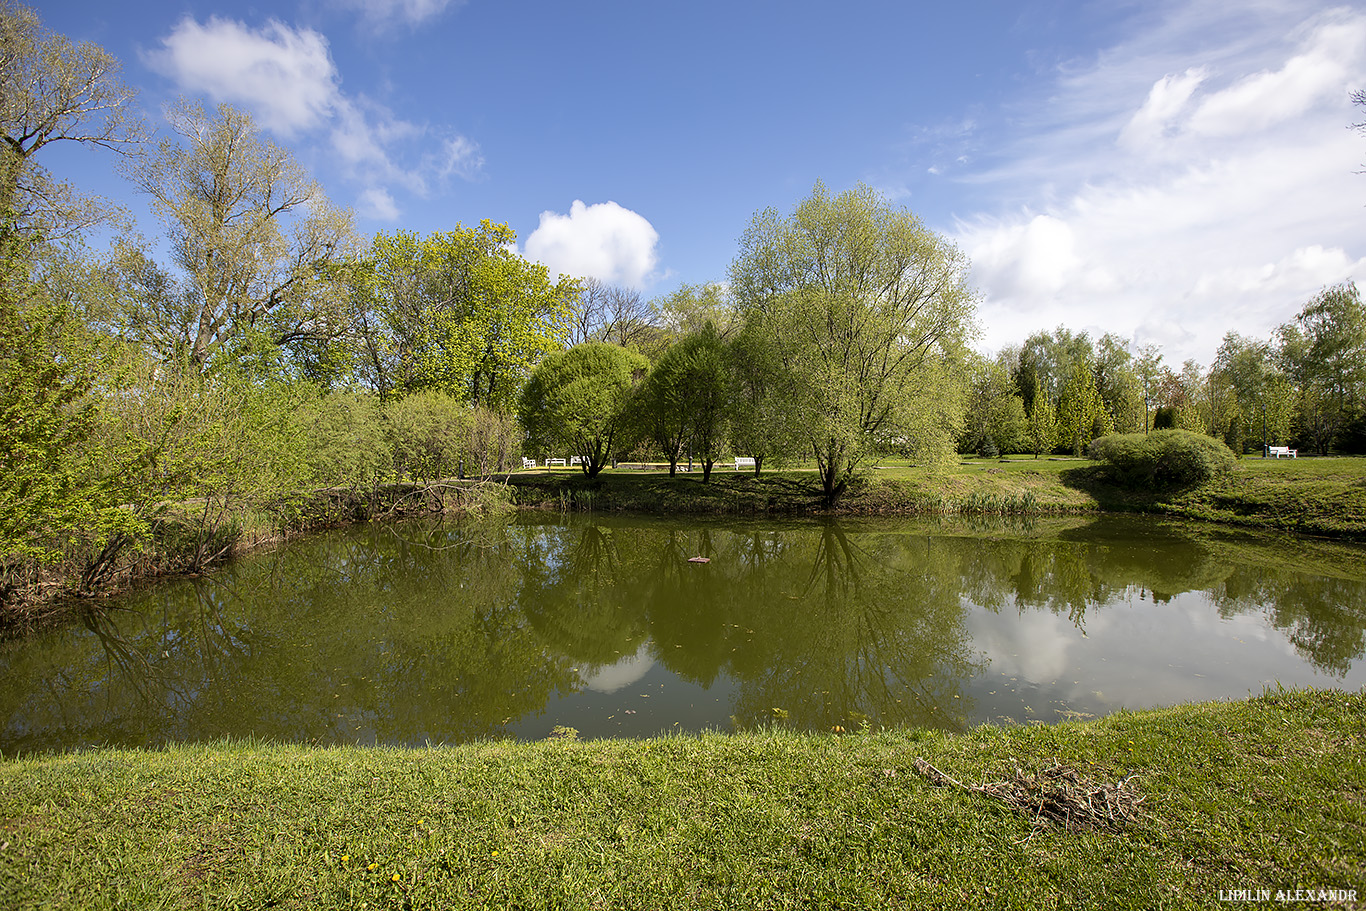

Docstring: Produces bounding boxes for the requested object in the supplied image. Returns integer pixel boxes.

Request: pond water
[3,514,1365,753]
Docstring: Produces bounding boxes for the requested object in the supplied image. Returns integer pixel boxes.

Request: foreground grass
[2,689,1363,909]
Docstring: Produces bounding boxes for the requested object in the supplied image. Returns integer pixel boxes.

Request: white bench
[734,456,756,471]
[521,457,536,469]
[569,455,583,466]
[1269,446,1297,459]
[546,458,567,467]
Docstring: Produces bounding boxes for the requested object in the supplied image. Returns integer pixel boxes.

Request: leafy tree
[298,391,391,491]
[122,101,356,372]
[354,225,577,408]
[1278,282,1366,454]
[1057,358,1112,456]
[385,390,467,484]
[961,352,1027,456]
[1094,334,1145,434]
[519,342,648,477]
[730,182,975,506]
[1135,343,1164,433]
[1,0,145,238]
[725,321,800,474]
[630,323,729,480]
[1024,392,1058,459]
[0,218,122,570]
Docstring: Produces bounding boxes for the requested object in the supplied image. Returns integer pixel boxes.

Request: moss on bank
[2,689,1362,910]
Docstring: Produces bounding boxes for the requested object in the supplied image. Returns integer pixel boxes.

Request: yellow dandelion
[392,873,401,882]
[368,863,378,871]
[491,850,499,857]
[341,855,349,862]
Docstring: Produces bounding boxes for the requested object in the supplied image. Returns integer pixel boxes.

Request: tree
[354,225,577,408]
[1024,392,1058,459]
[630,323,729,480]
[567,277,656,349]
[725,321,801,474]
[1281,282,1366,454]
[1057,357,1112,456]
[1,0,145,237]
[124,101,356,372]
[1135,343,1164,433]
[730,182,976,506]
[961,352,1026,456]
[519,342,648,477]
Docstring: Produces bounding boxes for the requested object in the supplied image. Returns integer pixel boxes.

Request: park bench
[569,455,583,466]
[546,458,567,468]
[734,456,756,471]
[1268,446,1297,459]
[521,457,536,469]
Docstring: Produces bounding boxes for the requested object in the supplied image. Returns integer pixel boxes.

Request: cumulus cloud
[145,17,338,136]
[951,2,1366,365]
[523,201,660,288]
[146,15,482,220]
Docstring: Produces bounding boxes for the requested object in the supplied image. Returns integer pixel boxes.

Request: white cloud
[523,201,660,288]
[146,17,338,136]
[951,2,1366,366]
[357,187,400,221]
[147,15,482,218]
[1118,67,1207,149]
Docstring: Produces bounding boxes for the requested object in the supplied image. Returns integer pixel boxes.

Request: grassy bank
[507,455,1366,540]
[2,689,1362,909]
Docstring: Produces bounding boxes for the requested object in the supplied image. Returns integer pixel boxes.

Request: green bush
[386,390,468,483]
[1088,429,1236,489]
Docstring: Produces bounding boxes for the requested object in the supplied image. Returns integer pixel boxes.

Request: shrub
[386,390,468,483]
[1088,429,1236,489]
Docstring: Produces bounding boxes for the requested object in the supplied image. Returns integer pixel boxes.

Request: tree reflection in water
[1,514,1363,752]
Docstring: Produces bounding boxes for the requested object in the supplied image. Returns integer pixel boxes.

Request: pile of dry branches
[913,757,1144,832]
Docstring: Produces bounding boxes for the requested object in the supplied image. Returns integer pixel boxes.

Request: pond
[2,514,1365,753]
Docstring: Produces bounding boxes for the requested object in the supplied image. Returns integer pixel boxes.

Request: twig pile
[913,758,1144,832]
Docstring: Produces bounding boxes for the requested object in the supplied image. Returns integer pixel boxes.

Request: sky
[34,0,1366,367]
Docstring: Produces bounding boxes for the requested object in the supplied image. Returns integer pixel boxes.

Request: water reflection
[2,514,1364,753]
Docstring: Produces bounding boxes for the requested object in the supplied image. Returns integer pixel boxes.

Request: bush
[386,390,468,483]
[1088,429,1236,489]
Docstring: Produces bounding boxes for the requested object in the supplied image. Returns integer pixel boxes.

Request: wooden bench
[734,456,756,471]
[1269,446,1297,459]
[546,458,567,468]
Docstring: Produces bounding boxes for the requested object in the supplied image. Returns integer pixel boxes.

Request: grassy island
[2,688,1362,909]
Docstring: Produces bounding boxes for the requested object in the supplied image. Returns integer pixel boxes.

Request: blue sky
[36,0,1366,366]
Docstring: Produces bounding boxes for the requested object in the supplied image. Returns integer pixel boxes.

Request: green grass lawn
[2,689,1362,909]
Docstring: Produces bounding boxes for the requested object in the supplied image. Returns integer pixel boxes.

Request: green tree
[1279,283,1366,454]
[354,226,577,408]
[730,182,976,506]
[961,352,1027,456]
[630,323,729,480]
[123,101,356,373]
[1,0,144,237]
[725,321,800,474]
[1024,392,1058,459]
[0,219,123,570]
[1057,358,1112,456]
[519,342,647,477]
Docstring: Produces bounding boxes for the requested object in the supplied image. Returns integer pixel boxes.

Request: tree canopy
[730,182,976,504]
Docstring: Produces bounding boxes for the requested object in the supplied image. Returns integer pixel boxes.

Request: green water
[2,514,1364,752]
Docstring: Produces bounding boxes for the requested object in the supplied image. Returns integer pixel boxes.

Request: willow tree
[729,182,976,506]
[123,101,355,372]
[518,342,647,477]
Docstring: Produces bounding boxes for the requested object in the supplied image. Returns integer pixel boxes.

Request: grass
[508,454,1366,540]
[2,688,1362,910]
